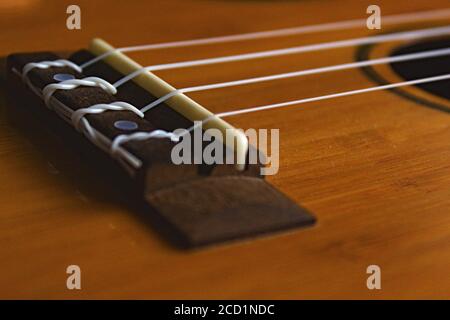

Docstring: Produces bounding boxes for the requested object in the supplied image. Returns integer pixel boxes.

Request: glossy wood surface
[1,0,450,299]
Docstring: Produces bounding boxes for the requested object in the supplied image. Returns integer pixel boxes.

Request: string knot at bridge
[111,130,180,156]
[69,102,144,164]
[71,102,144,132]
[21,59,82,81]
[42,77,117,106]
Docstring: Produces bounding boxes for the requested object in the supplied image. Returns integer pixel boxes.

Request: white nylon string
[179,73,450,134]
[19,9,450,163]
[140,47,450,113]
[113,26,450,88]
[110,131,180,156]
[22,60,82,79]
[114,73,450,148]
[80,8,450,69]
[43,77,117,105]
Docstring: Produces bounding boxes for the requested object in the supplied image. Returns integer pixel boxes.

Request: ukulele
[1,0,450,299]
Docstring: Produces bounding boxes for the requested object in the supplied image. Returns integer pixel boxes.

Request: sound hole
[390,38,450,100]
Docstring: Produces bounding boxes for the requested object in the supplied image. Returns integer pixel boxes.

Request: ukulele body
[0,0,449,299]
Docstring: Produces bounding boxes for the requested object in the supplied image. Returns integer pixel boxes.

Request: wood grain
[0,0,450,299]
